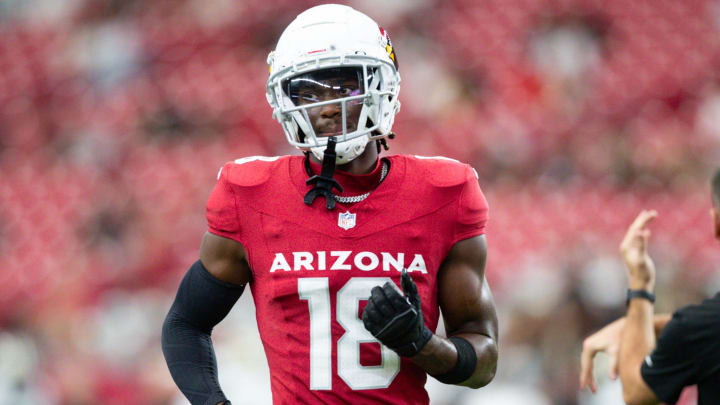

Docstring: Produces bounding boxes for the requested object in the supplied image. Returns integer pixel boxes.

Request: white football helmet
[266,4,401,164]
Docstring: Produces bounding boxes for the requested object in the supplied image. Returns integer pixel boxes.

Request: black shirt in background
[641,292,720,405]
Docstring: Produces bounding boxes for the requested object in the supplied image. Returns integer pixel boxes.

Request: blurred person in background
[579,169,720,405]
[161,4,498,405]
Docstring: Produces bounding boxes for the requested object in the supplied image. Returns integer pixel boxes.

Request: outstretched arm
[162,232,251,405]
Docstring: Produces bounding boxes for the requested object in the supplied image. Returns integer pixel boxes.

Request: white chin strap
[310,134,370,164]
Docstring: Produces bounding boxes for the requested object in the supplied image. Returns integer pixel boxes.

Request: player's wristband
[430,337,477,384]
[626,289,655,307]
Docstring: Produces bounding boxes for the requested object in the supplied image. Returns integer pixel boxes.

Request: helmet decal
[379,27,398,69]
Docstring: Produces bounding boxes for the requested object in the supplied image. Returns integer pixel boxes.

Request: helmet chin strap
[304,136,344,210]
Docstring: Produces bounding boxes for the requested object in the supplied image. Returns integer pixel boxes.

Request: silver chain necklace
[333,160,389,204]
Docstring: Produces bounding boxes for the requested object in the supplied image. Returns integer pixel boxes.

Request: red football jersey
[206,154,488,404]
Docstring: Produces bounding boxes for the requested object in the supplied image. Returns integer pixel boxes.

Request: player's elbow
[463,368,496,389]
[462,344,498,389]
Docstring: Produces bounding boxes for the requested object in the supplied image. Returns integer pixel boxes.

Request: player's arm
[418,234,498,388]
[161,232,251,405]
[362,165,496,388]
[362,235,498,388]
[199,231,253,286]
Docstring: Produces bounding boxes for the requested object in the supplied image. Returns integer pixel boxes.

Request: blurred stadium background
[1,0,720,404]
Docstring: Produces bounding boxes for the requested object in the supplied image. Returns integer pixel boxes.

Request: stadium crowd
[1,0,719,403]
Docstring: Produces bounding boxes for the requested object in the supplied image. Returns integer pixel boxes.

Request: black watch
[626,289,655,306]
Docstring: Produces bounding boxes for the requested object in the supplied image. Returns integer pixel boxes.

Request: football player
[162,4,498,404]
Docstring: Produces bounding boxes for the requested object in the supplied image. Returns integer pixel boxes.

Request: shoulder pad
[218,156,284,187]
[411,155,475,188]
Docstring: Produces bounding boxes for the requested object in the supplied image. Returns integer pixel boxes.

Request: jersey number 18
[298,277,401,390]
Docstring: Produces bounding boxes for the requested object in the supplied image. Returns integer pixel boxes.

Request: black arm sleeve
[161,260,245,405]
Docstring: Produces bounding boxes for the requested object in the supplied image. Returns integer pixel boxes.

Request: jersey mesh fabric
[206,154,488,404]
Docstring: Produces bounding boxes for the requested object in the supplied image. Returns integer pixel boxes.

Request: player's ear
[712,208,720,241]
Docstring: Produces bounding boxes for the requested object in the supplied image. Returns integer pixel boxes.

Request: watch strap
[626,289,655,306]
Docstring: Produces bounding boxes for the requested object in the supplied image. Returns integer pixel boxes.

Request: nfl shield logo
[338,211,356,230]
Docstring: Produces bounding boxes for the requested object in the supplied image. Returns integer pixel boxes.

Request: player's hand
[579,317,626,393]
[362,269,433,357]
[620,210,657,290]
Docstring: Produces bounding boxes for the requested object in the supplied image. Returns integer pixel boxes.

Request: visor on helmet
[285,67,367,106]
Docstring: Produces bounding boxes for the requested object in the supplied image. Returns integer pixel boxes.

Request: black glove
[362,269,433,357]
